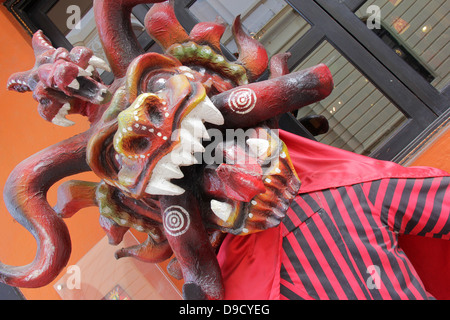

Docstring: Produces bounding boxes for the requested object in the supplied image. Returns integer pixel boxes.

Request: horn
[269,52,292,79]
[93,0,167,77]
[160,182,224,300]
[145,0,189,50]
[189,18,227,53]
[232,15,269,82]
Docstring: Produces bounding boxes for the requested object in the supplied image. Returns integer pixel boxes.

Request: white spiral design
[163,205,190,237]
[227,88,257,114]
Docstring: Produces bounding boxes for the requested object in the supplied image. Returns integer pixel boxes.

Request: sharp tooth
[145,179,185,196]
[89,56,111,72]
[68,79,80,90]
[77,66,92,77]
[181,117,210,140]
[52,115,75,127]
[61,102,71,112]
[210,200,233,221]
[192,97,224,125]
[170,150,198,166]
[161,163,184,179]
[180,130,205,153]
[247,138,270,158]
[85,65,95,75]
[51,103,75,127]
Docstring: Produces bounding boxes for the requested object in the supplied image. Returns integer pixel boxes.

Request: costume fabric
[217,130,450,300]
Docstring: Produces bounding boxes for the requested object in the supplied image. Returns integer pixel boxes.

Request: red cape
[217,130,450,299]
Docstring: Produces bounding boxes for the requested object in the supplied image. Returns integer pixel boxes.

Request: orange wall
[404,124,450,170]
[0,6,184,300]
[0,6,106,300]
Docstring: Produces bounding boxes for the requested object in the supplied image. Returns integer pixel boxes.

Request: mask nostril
[146,105,164,127]
[123,137,151,155]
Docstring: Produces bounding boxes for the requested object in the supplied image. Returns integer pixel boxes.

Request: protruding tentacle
[93,0,166,78]
[99,215,130,245]
[114,234,172,263]
[144,0,189,51]
[233,15,269,82]
[0,131,91,288]
[211,64,334,128]
[165,230,226,281]
[160,187,224,300]
[54,180,98,218]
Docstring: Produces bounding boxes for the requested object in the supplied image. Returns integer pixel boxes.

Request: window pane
[295,41,407,155]
[356,0,450,91]
[190,0,311,58]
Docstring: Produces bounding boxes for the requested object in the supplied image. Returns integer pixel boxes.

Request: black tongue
[71,76,111,105]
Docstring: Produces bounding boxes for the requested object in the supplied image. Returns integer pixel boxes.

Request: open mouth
[145,93,224,196]
[111,69,226,199]
[45,57,112,127]
[90,60,301,234]
[203,129,301,234]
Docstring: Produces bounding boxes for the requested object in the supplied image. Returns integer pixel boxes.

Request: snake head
[7,30,112,126]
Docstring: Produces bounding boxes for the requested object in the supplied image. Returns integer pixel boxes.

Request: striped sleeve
[362,177,450,239]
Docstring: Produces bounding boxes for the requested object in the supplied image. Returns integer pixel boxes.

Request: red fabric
[278,130,448,193]
[217,130,450,299]
[398,235,450,300]
[217,226,282,300]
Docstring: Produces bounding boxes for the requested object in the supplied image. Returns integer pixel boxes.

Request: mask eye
[141,70,175,93]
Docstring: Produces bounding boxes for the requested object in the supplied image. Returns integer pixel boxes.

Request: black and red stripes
[366,177,450,238]
[280,177,450,300]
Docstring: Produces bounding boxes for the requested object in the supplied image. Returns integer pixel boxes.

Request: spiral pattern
[163,205,191,237]
[227,88,257,114]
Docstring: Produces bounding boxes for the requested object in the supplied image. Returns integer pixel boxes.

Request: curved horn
[189,19,227,53]
[93,0,166,78]
[0,132,91,288]
[269,52,292,79]
[233,15,269,82]
[144,0,189,50]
